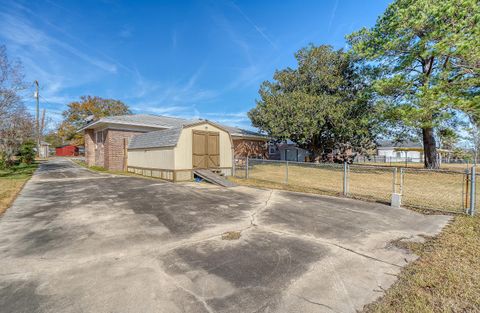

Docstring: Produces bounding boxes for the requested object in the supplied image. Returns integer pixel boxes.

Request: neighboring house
[127,120,232,181]
[79,114,267,171]
[377,140,452,163]
[55,145,79,157]
[225,127,268,159]
[377,140,423,162]
[38,141,51,158]
[268,141,310,162]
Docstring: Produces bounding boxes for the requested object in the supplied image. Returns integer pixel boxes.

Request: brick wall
[105,129,144,171]
[95,130,105,167]
[232,139,268,158]
[85,129,95,166]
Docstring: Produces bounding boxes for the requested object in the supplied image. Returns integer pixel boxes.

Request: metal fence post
[232,157,236,177]
[246,157,249,179]
[285,161,289,184]
[343,162,349,196]
[400,168,404,195]
[469,166,476,216]
[392,167,397,193]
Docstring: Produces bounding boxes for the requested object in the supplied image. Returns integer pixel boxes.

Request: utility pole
[34,80,40,157]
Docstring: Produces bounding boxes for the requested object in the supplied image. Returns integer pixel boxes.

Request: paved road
[0,158,450,313]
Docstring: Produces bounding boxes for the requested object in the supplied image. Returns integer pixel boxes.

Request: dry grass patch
[228,176,343,198]
[235,163,469,213]
[221,231,242,240]
[0,163,38,215]
[363,215,480,312]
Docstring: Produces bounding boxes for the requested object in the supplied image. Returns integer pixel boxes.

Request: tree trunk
[422,127,439,169]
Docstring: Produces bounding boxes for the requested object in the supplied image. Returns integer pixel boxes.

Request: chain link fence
[354,155,477,170]
[233,157,477,216]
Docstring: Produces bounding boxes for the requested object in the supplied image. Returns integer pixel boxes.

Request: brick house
[79,114,267,171]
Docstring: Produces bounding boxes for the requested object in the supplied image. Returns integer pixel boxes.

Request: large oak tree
[347,0,480,168]
[248,45,378,161]
[58,95,131,145]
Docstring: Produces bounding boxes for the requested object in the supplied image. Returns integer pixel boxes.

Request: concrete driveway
[0,158,450,313]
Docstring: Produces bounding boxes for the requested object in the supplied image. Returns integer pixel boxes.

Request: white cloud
[0,12,118,74]
[202,111,253,129]
[229,1,276,49]
[328,0,339,32]
[126,66,219,114]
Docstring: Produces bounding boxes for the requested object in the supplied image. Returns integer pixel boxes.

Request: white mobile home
[127,121,233,181]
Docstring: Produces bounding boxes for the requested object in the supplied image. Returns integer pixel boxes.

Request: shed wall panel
[127,148,175,170]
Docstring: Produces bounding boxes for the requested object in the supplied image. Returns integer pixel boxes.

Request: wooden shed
[55,145,79,157]
[127,121,233,181]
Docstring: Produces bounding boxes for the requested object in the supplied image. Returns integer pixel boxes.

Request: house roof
[79,113,267,140]
[223,125,266,140]
[128,127,182,149]
[79,114,198,131]
[377,140,423,149]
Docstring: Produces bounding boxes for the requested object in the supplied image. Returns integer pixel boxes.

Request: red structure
[55,145,79,157]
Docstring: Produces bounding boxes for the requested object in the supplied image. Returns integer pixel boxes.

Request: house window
[269,145,276,154]
[96,131,104,144]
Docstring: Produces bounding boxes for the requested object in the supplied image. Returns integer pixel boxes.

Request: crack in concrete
[258,226,403,268]
[292,294,338,312]
[250,190,275,227]
[160,270,215,313]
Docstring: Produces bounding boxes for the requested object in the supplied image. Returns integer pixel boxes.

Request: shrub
[18,141,36,165]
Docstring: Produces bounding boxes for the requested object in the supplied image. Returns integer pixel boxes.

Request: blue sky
[0,0,391,130]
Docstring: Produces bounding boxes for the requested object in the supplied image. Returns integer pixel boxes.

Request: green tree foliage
[347,0,480,168]
[438,128,459,150]
[58,96,131,145]
[17,141,36,165]
[44,131,64,148]
[248,45,378,161]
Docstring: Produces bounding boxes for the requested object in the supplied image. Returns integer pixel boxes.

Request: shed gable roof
[128,120,235,150]
[128,127,183,150]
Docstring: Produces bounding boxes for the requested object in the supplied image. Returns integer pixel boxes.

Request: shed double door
[192,130,220,169]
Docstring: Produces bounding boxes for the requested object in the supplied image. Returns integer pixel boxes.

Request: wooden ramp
[193,169,237,187]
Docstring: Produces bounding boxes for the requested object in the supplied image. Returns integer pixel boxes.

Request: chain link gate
[399,166,476,215]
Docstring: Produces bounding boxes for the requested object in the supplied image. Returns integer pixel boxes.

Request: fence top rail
[248,159,347,168]
[242,157,474,174]
[348,163,398,170]
[401,167,469,174]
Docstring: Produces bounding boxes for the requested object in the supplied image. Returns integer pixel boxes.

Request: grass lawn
[363,215,480,312]
[234,163,471,214]
[0,163,38,215]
